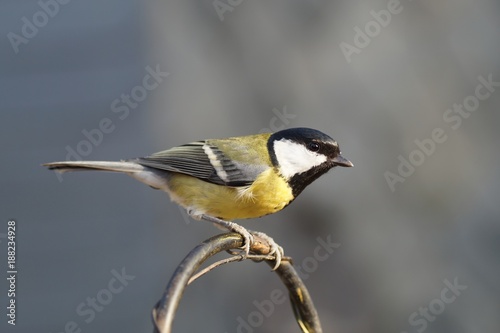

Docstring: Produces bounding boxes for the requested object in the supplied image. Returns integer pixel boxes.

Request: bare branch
[152,233,323,333]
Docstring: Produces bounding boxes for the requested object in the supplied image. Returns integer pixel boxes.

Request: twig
[188,254,278,285]
[152,233,323,333]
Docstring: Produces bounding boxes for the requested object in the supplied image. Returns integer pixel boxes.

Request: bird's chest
[167,168,294,221]
[228,168,294,219]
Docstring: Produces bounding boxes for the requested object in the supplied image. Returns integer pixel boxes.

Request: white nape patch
[273,139,327,179]
[203,144,229,182]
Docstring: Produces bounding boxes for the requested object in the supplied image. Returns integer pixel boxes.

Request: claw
[199,214,254,258]
[249,231,284,270]
[198,214,283,268]
[237,227,254,257]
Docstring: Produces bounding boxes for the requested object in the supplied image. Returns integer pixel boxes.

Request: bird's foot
[199,215,254,257]
[199,214,284,268]
[249,230,284,270]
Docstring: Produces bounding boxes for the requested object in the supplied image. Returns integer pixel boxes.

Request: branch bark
[152,233,323,333]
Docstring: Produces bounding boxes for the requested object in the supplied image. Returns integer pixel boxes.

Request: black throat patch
[267,129,338,198]
[288,163,333,198]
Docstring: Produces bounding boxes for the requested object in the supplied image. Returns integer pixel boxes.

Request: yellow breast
[166,168,294,221]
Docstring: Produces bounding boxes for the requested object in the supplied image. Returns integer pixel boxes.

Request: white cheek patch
[273,139,327,179]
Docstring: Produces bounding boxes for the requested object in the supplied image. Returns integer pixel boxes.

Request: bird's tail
[43,161,144,173]
[43,160,171,190]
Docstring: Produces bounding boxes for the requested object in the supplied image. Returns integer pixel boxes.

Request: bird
[44,127,352,268]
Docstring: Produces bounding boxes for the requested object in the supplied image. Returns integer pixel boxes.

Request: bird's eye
[307,142,320,152]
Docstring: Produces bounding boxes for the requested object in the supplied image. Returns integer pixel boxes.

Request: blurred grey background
[1,0,500,332]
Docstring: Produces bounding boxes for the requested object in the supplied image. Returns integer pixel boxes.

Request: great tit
[44,127,352,267]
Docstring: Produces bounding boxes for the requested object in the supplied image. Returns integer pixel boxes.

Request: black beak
[332,154,353,167]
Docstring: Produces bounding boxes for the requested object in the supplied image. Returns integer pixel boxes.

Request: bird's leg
[199,214,254,257]
[198,214,284,269]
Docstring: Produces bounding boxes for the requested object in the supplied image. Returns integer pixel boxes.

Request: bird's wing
[135,141,266,186]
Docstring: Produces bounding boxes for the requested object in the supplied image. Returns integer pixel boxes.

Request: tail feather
[44,160,172,190]
[43,161,144,173]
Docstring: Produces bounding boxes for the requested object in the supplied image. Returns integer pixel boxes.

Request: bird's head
[268,127,353,196]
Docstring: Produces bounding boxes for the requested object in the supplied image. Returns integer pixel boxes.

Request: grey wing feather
[135,141,257,186]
